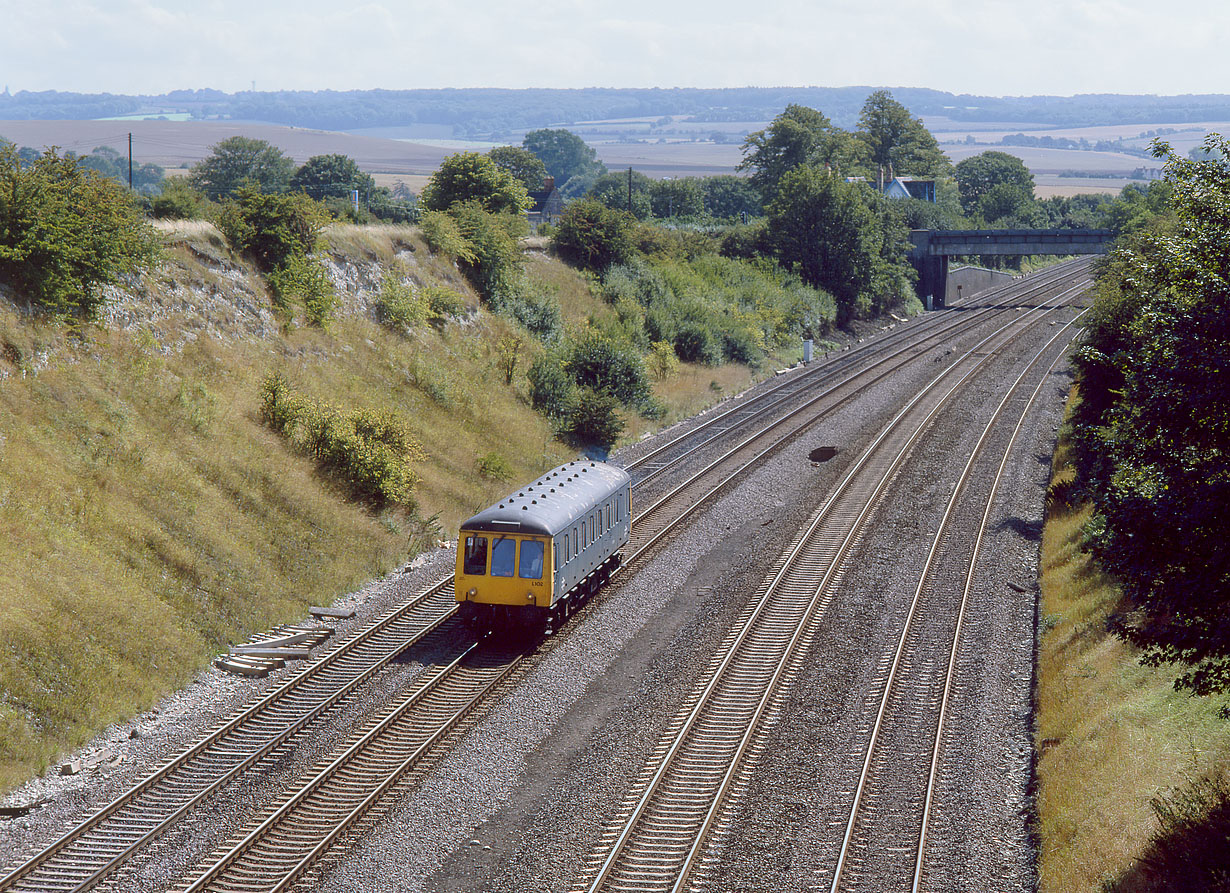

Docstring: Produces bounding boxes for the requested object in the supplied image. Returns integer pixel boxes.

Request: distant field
[0,120,450,175]
[5,113,1216,193]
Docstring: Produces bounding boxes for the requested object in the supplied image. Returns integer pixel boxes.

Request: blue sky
[1,0,1224,98]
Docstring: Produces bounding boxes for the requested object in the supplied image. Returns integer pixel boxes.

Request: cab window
[519,540,544,579]
[491,537,516,577]
[463,536,488,575]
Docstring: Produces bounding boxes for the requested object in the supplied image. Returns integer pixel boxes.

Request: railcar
[455,460,632,633]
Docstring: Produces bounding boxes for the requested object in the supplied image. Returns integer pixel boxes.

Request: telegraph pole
[128,133,133,190]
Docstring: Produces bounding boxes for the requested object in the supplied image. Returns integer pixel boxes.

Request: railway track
[572,280,1086,893]
[0,264,1090,893]
[827,316,1085,893]
[176,639,521,893]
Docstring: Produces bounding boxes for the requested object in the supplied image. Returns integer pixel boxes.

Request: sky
[1,0,1226,99]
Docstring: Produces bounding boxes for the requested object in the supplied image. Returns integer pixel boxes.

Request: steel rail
[581,280,1084,893]
[622,260,1091,489]
[828,309,1087,893]
[178,641,521,893]
[0,260,1092,893]
[908,317,1085,893]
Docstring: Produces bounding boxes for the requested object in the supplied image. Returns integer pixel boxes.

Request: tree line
[1067,136,1230,700]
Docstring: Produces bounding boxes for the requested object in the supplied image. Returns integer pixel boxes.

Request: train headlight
[467,588,477,600]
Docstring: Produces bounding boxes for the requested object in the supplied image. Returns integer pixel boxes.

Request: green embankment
[0,222,783,791]
[1036,390,1230,893]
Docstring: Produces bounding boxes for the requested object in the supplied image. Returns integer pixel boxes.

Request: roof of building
[459,460,631,536]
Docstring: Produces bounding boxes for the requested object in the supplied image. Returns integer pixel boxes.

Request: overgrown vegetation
[260,373,427,505]
[1037,403,1230,893]
[0,144,158,320]
[0,223,583,791]
[1068,136,1230,697]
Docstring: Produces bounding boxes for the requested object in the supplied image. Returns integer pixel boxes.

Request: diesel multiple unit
[455,460,632,632]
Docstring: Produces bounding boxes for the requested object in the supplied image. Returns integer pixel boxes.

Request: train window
[554,542,560,571]
[491,537,516,577]
[519,541,544,579]
[605,504,611,529]
[463,536,488,575]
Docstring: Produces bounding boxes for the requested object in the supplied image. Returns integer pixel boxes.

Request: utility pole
[128,133,133,190]
[627,167,633,214]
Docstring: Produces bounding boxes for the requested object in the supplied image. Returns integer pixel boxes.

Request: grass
[1035,390,1230,893]
[0,226,574,791]
[0,221,825,792]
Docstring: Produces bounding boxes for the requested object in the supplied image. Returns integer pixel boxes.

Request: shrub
[674,322,722,365]
[259,373,426,506]
[375,274,429,331]
[477,451,514,483]
[528,351,574,419]
[422,286,467,322]
[553,199,636,272]
[149,177,208,220]
[646,340,680,380]
[560,387,624,454]
[267,253,336,327]
[216,185,329,273]
[489,281,563,341]
[564,327,653,409]
[448,201,526,300]
[418,210,476,263]
[0,144,158,320]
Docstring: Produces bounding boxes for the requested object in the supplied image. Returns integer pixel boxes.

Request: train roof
[459,460,631,537]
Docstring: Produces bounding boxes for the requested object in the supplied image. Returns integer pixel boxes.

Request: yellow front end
[455,532,555,608]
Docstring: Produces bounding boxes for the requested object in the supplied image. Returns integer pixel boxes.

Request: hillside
[0,223,795,790]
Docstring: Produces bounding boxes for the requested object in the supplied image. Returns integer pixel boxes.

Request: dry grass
[0,220,814,792]
[1035,394,1230,893]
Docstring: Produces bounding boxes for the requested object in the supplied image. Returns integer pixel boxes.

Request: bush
[422,286,467,322]
[553,199,636,272]
[646,340,680,380]
[418,210,476,263]
[528,352,574,418]
[560,388,624,454]
[375,274,429,331]
[149,177,208,220]
[259,373,426,506]
[564,327,653,410]
[267,253,336,327]
[477,451,514,483]
[216,185,329,273]
[489,281,563,341]
[0,145,158,320]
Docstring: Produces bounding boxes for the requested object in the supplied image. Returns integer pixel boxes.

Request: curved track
[0,263,1092,893]
[573,279,1086,892]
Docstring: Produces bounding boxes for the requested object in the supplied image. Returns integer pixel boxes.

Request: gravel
[0,298,1075,893]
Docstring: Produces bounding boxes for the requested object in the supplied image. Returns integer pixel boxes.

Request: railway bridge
[910,228,1114,308]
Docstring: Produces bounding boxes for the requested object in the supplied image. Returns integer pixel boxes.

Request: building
[527,176,564,226]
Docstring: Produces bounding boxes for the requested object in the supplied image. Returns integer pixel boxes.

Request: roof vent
[521,505,528,511]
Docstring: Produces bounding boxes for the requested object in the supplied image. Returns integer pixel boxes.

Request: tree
[487,146,547,192]
[290,153,375,201]
[553,199,636,273]
[856,90,950,179]
[188,136,295,201]
[738,104,867,203]
[766,165,893,324]
[1070,136,1230,695]
[649,177,704,219]
[0,144,157,320]
[588,170,653,220]
[420,151,531,215]
[702,175,762,220]
[953,151,1034,217]
[216,184,330,272]
[522,129,607,198]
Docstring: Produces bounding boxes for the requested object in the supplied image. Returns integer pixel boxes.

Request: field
[7,111,1227,196]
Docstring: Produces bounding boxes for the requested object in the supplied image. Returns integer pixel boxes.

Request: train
[455,460,632,633]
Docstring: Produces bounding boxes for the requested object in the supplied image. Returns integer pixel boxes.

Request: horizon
[3,1,1225,99]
